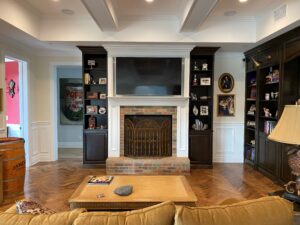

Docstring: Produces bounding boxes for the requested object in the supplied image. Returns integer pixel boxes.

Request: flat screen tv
[115,57,182,96]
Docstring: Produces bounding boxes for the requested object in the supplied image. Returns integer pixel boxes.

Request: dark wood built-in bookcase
[189,47,219,167]
[244,26,300,183]
[78,46,108,165]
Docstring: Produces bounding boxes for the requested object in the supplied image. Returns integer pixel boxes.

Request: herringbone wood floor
[0,160,281,212]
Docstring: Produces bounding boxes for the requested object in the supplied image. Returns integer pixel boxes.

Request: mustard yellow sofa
[0,196,295,225]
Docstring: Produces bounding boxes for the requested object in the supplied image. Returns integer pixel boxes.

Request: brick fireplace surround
[107,106,189,174]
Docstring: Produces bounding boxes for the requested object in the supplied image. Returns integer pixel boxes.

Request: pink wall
[5,61,20,124]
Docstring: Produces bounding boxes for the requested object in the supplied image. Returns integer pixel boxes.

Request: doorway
[4,56,29,165]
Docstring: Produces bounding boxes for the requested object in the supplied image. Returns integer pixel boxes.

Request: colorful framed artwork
[60,78,83,125]
[217,94,235,117]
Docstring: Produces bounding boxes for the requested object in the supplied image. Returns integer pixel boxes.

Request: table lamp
[268,104,300,197]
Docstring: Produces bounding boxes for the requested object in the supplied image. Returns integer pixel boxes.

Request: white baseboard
[58,142,83,149]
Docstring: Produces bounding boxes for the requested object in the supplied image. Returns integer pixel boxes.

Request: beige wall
[213,52,245,162]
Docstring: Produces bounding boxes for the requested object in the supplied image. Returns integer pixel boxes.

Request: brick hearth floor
[0,160,281,212]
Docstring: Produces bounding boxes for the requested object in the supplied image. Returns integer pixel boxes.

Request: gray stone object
[114,185,133,196]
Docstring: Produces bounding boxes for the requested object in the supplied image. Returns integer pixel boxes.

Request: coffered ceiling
[0,0,299,55]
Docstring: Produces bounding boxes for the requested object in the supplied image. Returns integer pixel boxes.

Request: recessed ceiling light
[224,10,237,16]
[239,0,248,3]
[61,9,74,15]
[51,0,60,2]
[145,0,154,3]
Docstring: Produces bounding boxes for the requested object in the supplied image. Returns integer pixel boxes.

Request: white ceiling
[0,0,297,55]
[112,0,189,21]
[22,0,89,16]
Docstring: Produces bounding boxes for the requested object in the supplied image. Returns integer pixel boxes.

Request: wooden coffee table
[69,175,197,210]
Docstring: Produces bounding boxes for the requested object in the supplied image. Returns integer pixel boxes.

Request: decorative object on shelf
[199,96,209,100]
[88,116,96,129]
[217,94,235,116]
[266,67,280,84]
[247,120,255,128]
[98,124,106,130]
[190,93,197,101]
[250,139,255,146]
[193,61,199,71]
[250,78,256,86]
[86,92,98,99]
[264,120,276,135]
[200,106,209,115]
[86,105,98,115]
[200,77,211,86]
[251,57,261,68]
[263,107,272,117]
[8,79,16,98]
[98,106,106,115]
[99,93,107,99]
[60,78,83,125]
[218,73,234,93]
[192,119,208,131]
[250,86,257,99]
[84,73,90,85]
[87,59,96,69]
[202,62,208,71]
[268,105,300,197]
[99,78,107,85]
[265,93,270,101]
[271,92,279,99]
[192,105,199,116]
[247,104,256,115]
[192,74,198,86]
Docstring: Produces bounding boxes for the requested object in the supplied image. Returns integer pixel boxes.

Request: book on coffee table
[87,176,114,185]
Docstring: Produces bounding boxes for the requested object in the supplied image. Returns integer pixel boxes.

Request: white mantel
[105,44,192,158]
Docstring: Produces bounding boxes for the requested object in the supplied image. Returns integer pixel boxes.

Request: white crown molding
[103,44,195,57]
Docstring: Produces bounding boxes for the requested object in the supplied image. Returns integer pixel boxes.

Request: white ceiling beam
[180,0,219,32]
[81,0,118,31]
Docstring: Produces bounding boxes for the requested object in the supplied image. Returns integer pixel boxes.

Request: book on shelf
[264,120,276,135]
[87,176,114,185]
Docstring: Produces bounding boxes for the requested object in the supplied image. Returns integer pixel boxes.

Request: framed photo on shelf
[200,106,209,115]
[218,73,234,93]
[99,93,107,99]
[99,78,107,85]
[86,92,98,99]
[200,77,211,86]
[217,94,235,117]
[86,105,98,115]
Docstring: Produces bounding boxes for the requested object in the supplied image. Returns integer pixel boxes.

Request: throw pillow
[16,200,55,215]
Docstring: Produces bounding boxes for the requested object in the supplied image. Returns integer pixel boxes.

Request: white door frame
[4,56,29,166]
[50,61,82,161]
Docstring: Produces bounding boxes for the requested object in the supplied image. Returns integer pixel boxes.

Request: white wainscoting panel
[213,122,244,163]
[30,121,52,166]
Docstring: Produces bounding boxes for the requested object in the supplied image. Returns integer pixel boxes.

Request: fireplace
[124,115,172,157]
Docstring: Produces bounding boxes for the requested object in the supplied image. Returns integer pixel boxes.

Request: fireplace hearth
[124,115,172,157]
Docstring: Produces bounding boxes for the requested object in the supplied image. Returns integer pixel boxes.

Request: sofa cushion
[175,196,293,225]
[0,208,85,225]
[74,201,175,225]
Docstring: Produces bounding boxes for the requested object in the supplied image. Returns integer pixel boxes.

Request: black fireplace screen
[124,115,172,157]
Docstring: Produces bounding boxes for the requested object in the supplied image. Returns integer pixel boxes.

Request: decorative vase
[193,105,198,116]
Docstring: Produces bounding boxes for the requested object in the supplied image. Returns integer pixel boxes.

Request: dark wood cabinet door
[264,139,278,175]
[189,132,212,165]
[258,133,266,168]
[84,132,107,164]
